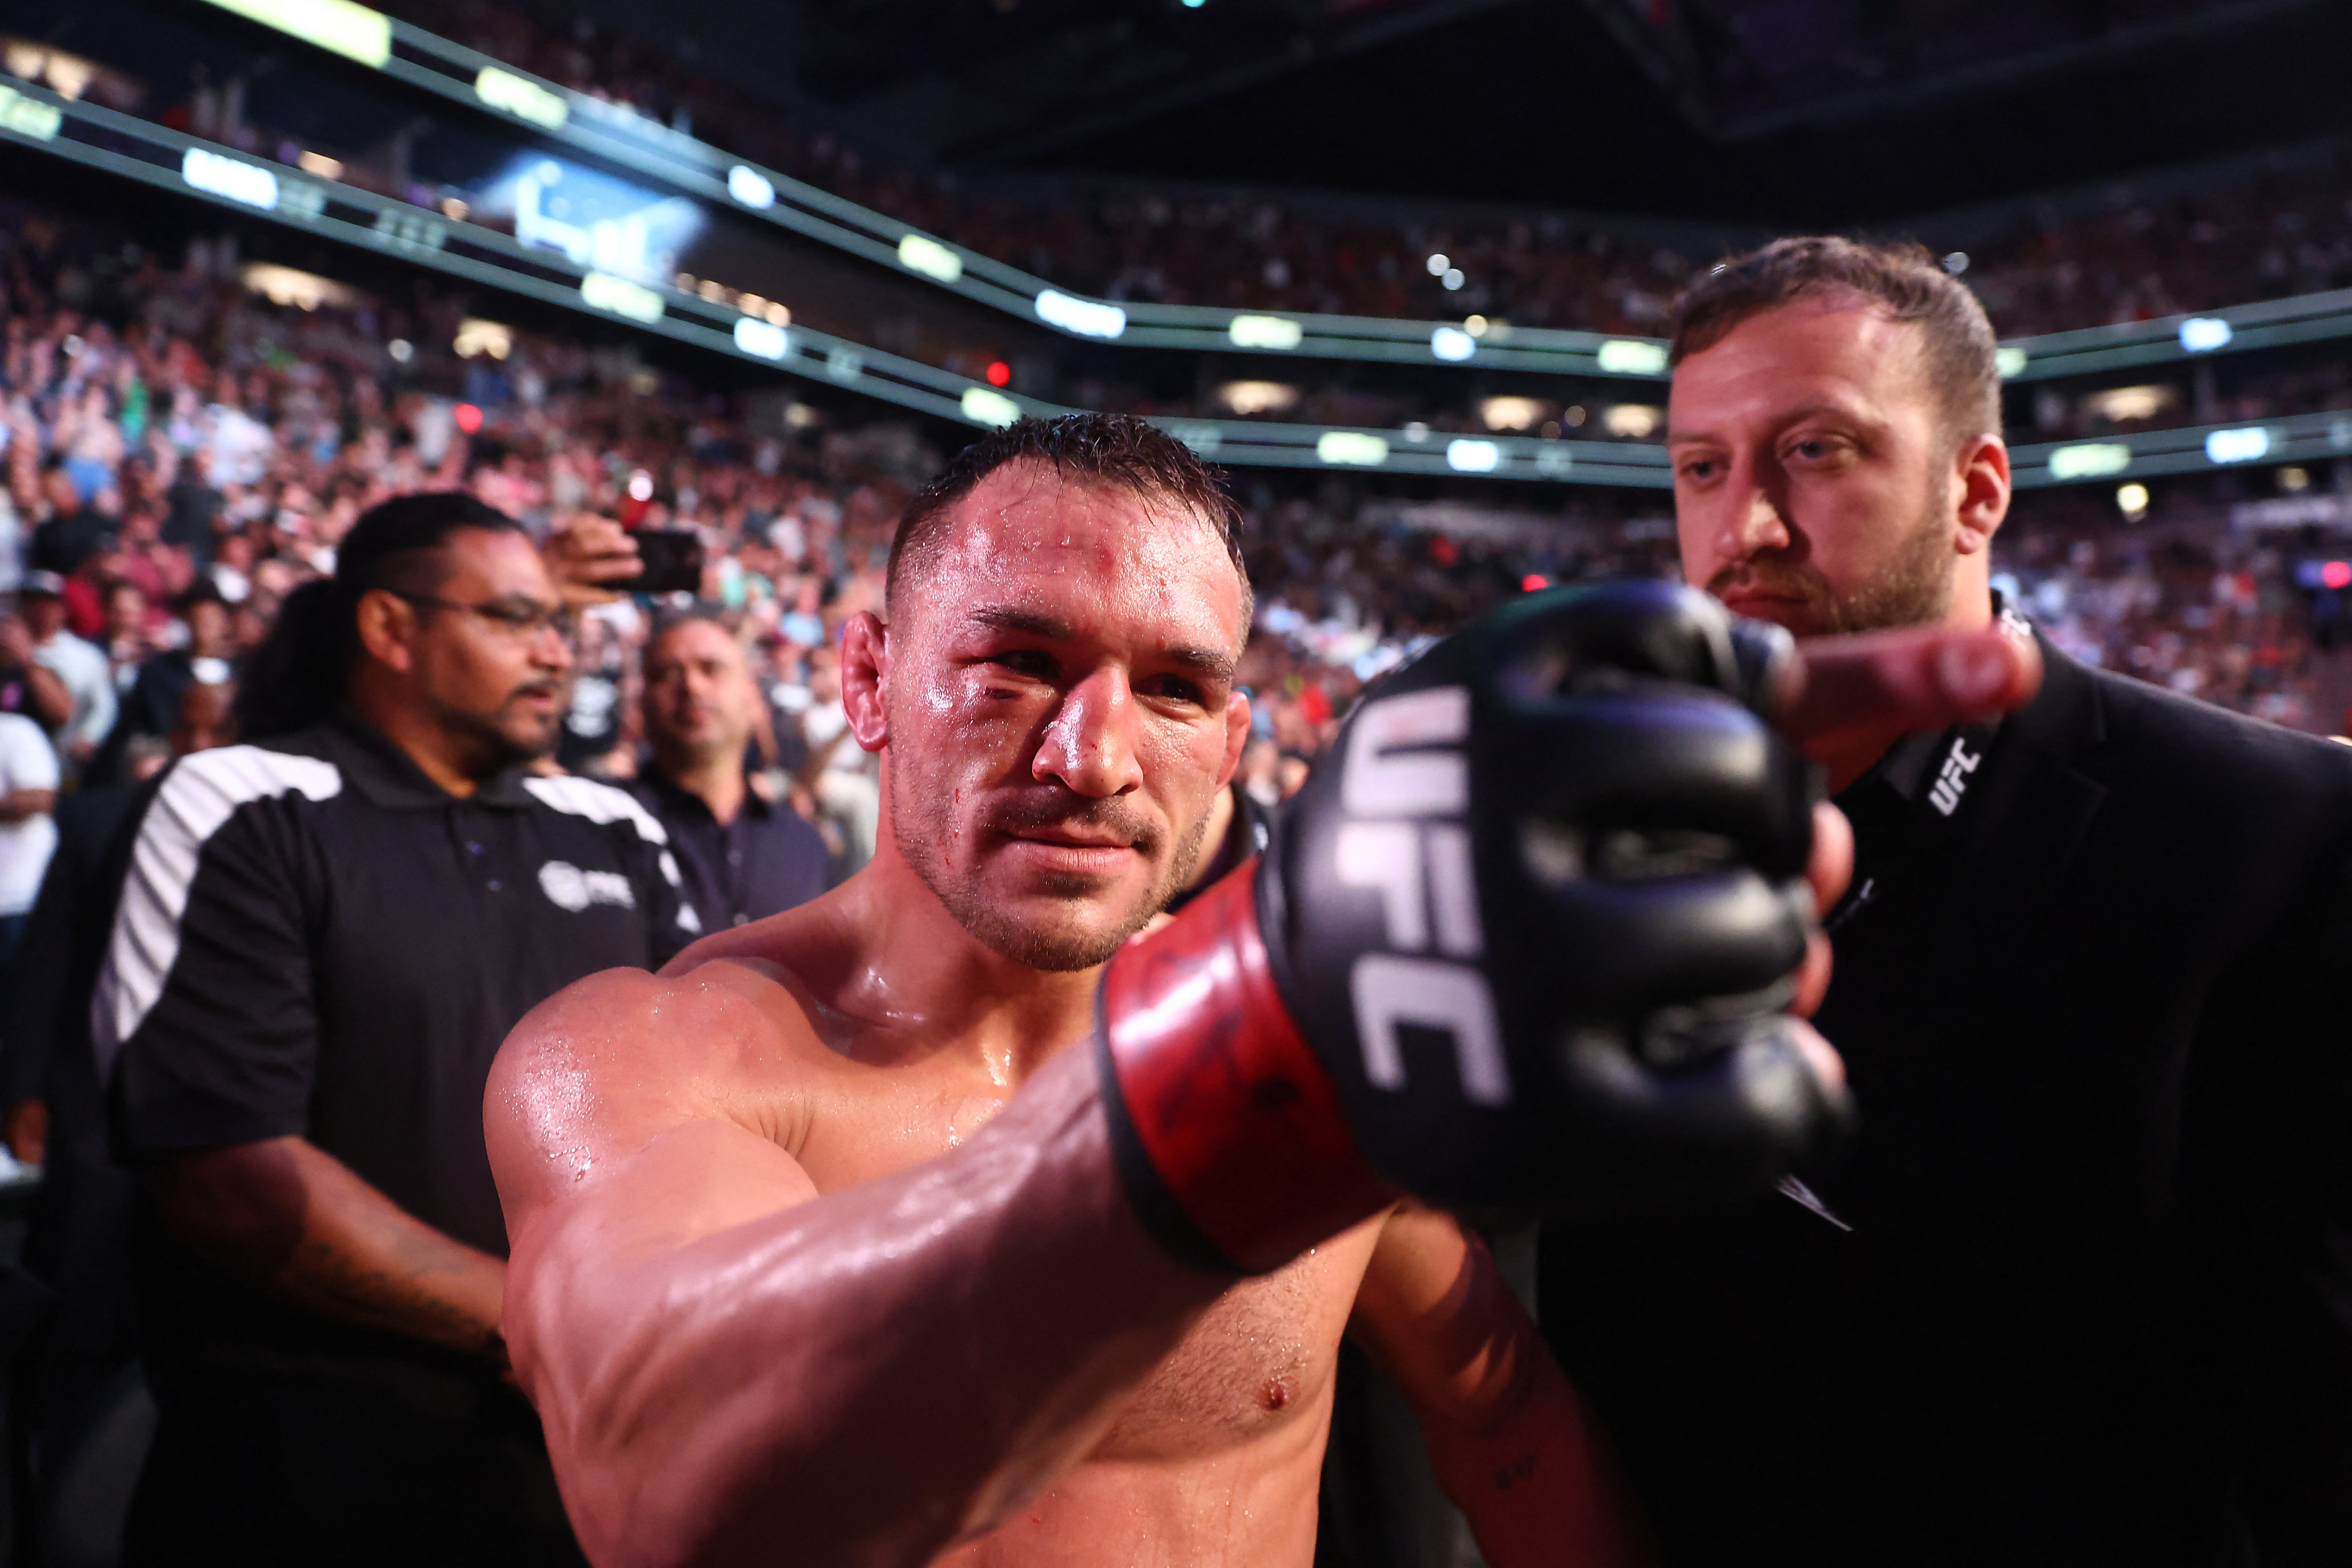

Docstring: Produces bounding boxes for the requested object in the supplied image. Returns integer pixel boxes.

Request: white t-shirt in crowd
[0,713,60,917]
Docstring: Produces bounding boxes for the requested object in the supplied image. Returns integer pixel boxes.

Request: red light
[2323,561,2350,590]
[453,403,483,434]
[986,361,1011,387]
[1521,574,1550,592]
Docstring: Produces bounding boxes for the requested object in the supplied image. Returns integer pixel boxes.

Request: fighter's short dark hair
[887,414,1251,625]
[1669,236,2002,447]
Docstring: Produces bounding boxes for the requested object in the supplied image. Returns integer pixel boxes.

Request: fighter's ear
[841,611,890,750]
[1218,689,1251,789]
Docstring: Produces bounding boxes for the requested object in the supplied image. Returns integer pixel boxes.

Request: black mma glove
[1096,579,1851,1273]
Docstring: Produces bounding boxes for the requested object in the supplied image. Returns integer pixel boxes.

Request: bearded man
[1541,237,2352,1568]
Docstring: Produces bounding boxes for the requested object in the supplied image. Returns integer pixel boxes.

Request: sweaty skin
[487,463,2040,1568]
[490,465,1643,1568]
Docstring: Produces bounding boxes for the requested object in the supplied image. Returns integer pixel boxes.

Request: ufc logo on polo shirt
[538,860,639,913]
[1333,686,1510,1107]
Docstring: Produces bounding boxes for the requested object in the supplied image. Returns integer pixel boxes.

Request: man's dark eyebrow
[1163,644,1237,683]
[970,605,1074,640]
[968,605,1235,683]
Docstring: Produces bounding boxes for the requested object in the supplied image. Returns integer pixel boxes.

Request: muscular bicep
[485,956,823,1264]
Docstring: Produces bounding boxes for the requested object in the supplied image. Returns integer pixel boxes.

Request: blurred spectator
[630,611,829,928]
[88,581,237,786]
[5,679,231,1566]
[21,571,116,774]
[0,704,60,970]
[29,457,115,580]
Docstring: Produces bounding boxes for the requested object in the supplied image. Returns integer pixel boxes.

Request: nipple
[1261,1375,1295,1413]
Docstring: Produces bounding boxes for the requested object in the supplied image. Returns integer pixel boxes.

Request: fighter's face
[882,464,1250,972]
[1668,300,1958,638]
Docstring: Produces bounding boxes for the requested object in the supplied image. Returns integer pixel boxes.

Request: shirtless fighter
[486,414,2039,1568]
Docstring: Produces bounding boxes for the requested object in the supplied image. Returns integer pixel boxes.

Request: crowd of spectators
[347,0,2352,343]
[0,212,2331,906]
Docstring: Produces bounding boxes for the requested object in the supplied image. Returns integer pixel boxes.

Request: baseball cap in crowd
[21,571,67,599]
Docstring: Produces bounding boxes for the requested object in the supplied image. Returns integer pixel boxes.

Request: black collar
[322,708,537,811]
[636,762,767,821]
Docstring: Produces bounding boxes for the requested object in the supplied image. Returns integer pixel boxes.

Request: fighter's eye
[988,649,1058,680]
[1140,674,1205,706]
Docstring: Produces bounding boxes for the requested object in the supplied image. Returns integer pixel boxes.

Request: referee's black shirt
[98,710,703,1369]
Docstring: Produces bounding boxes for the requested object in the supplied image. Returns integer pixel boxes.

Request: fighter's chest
[1090,1233,1375,1459]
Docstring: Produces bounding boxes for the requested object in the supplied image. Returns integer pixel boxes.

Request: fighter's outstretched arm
[486,961,1228,1568]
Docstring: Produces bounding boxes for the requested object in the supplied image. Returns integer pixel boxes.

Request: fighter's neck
[824,848,1106,1084]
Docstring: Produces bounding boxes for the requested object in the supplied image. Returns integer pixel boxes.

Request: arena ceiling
[543,0,2350,226]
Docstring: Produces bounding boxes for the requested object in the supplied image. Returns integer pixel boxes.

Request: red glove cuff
[1096,860,1395,1274]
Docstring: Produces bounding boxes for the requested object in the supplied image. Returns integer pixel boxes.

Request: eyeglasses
[389,591,578,642]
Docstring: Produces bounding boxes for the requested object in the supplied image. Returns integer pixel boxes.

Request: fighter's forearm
[507,1045,1227,1568]
[1424,1357,1655,1568]
[153,1136,508,1361]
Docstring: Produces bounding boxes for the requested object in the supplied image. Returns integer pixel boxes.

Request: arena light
[2046,442,2133,480]
[2179,317,2233,353]
[1216,380,1299,416]
[2116,482,2150,519]
[474,65,569,130]
[200,0,390,67]
[1996,347,2029,379]
[295,150,342,179]
[181,146,279,210]
[238,262,355,312]
[1604,404,1663,439]
[1316,431,1391,466]
[2086,385,2173,423]
[1426,253,1449,276]
[453,402,484,434]
[1430,327,1476,362]
[1446,439,1501,473]
[897,234,963,284]
[727,166,775,209]
[1480,396,1548,431]
[2326,561,2352,592]
[453,317,513,359]
[1229,314,1303,350]
[1440,268,1465,292]
[961,387,1021,428]
[1596,339,1669,375]
[580,271,665,323]
[1034,289,1127,340]
[1522,574,1550,592]
[732,316,788,360]
[0,83,63,142]
[2205,426,2270,464]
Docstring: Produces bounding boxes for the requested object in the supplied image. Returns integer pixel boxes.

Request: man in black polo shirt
[97,494,699,1567]
[629,611,828,927]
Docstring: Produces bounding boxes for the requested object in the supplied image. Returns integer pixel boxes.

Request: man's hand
[542,514,643,607]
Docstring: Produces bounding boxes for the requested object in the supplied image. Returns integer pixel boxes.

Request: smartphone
[621,529,704,594]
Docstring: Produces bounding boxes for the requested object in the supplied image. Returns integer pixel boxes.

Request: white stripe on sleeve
[92,746,342,1080]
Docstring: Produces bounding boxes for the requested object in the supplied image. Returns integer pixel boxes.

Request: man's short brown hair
[888,413,1252,627]
[1668,237,2002,447]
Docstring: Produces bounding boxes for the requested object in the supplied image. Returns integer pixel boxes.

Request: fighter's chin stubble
[897,790,1216,972]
